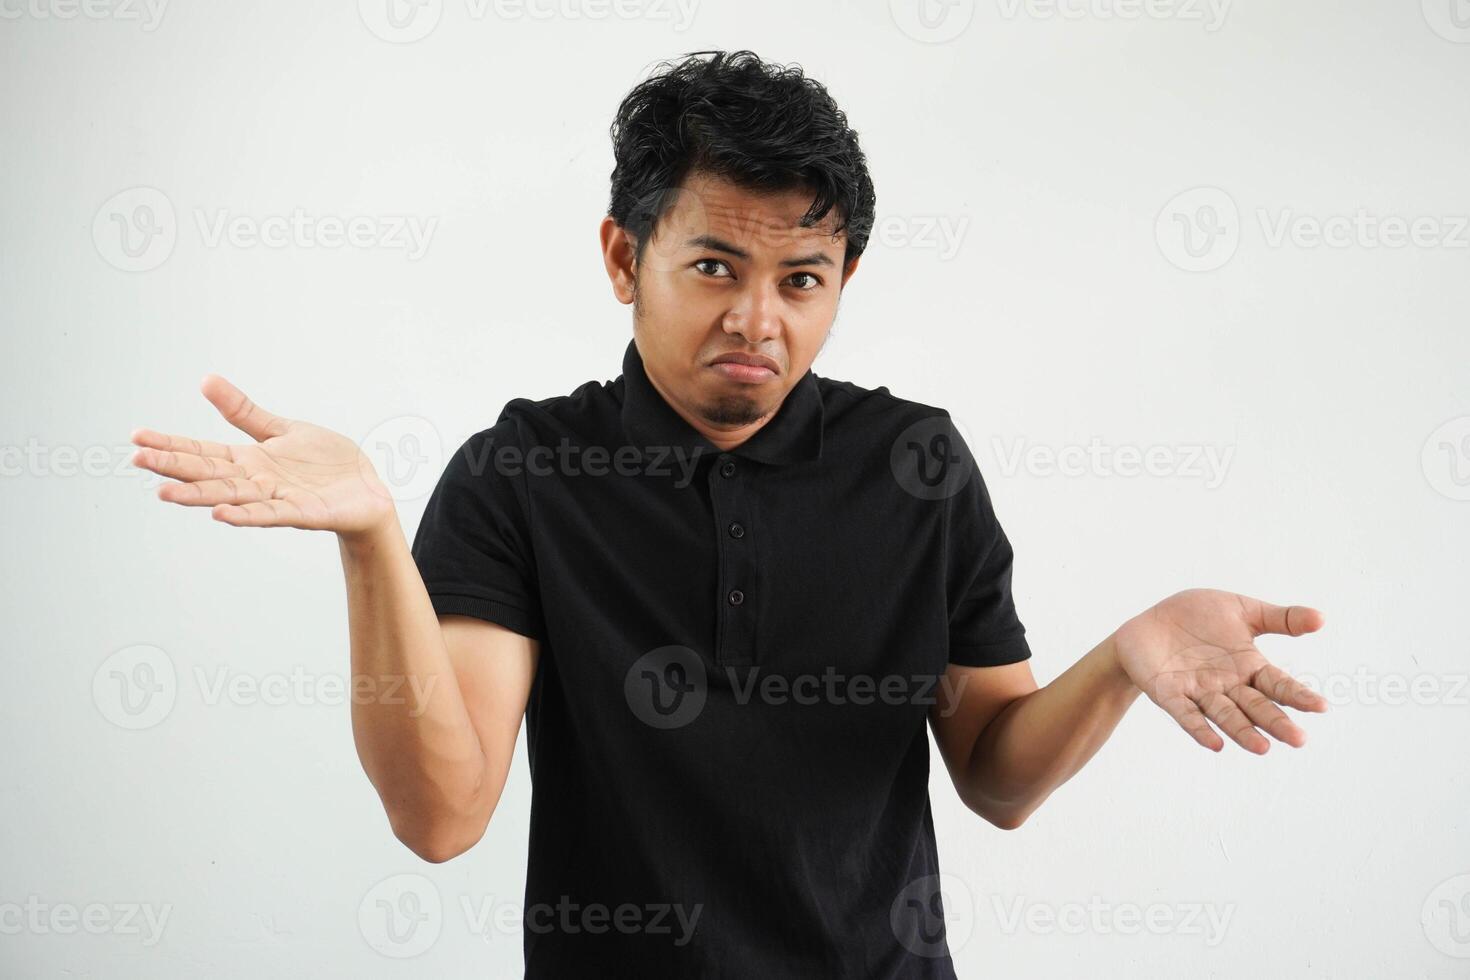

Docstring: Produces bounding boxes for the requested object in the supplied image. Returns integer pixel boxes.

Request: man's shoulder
[475,375,622,447]
[814,373,982,483]
[815,372,955,429]
[503,376,618,422]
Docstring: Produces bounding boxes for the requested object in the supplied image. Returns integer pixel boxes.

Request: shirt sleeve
[942,417,1031,668]
[409,411,546,643]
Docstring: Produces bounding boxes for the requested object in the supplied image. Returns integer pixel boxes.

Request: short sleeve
[942,420,1031,668]
[410,412,546,643]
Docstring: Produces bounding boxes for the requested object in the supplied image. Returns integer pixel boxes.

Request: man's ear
[599,215,637,305]
[840,254,861,290]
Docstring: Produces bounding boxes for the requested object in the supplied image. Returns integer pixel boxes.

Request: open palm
[1112,588,1328,754]
[130,374,395,535]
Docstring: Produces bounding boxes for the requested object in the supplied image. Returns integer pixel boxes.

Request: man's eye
[693,261,820,290]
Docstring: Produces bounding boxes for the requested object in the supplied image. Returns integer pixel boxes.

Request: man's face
[601,171,860,442]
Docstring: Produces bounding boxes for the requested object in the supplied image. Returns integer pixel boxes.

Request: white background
[3,0,1468,977]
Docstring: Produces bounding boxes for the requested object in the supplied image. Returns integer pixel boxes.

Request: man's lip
[710,361,777,383]
[709,352,781,374]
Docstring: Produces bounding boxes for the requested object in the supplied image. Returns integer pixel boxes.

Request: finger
[130,427,234,460]
[211,498,304,528]
[200,374,290,443]
[1238,595,1324,637]
[1251,662,1329,713]
[1157,694,1225,752]
[158,477,273,508]
[131,445,247,483]
[1227,683,1307,748]
[1197,691,1269,754]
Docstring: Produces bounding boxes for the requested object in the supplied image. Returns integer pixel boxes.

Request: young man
[130,49,1327,979]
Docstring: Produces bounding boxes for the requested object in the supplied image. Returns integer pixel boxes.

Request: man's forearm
[339,520,489,858]
[962,634,1141,828]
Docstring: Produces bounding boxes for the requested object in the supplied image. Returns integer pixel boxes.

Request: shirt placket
[710,452,757,667]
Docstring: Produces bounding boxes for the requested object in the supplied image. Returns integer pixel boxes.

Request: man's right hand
[130,373,535,863]
[130,373,396,537]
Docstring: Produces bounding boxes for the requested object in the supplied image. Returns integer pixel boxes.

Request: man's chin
[698,395,768,427]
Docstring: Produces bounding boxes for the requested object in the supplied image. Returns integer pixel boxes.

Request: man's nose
[721,282,782,343]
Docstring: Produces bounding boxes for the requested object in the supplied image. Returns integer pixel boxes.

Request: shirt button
[720,460,737,478]
[729,522,745,539]
[728,589,745,606]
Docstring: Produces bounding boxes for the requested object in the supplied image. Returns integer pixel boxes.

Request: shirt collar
[619,338,825,466]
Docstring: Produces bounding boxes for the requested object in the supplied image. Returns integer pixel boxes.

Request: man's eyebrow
[684,234,836,268]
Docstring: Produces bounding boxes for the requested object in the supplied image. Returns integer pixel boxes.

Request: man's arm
[130,374,539,864]
[929,636,1139,831]
[341,520,539,863]
[931,590,1328,831]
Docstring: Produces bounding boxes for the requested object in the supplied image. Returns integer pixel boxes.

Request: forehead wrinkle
[682,200,844,262]
[701,200,836,236]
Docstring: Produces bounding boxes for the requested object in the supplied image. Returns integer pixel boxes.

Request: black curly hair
[607,50,877,272]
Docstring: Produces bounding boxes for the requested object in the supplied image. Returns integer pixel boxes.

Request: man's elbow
[961,792,1032,831]
[390,811,488,863]
[986,808,1029,831]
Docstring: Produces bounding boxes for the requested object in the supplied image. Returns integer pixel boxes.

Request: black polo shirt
[409,338,1031,979]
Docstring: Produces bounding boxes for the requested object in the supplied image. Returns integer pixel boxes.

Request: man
[129,49,1327,979]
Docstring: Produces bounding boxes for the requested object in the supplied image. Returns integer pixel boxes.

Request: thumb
[200,374,290,443]
[1241,595,1325,637]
